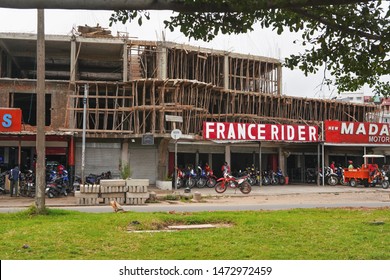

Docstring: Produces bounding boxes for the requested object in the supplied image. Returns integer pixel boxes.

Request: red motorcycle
[215,174,252,194]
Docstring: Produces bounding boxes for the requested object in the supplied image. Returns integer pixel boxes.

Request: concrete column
[278,147,286,174]
[157,138,170,180]
[7,56,12,77]
[324,147,330,167]
[224,55,229,90]
[70,38,77,82]
[157,44,167,80]
[225,145,231,166]
[122,42,128,82]
[277,64,282,96]
[121,139,129,169]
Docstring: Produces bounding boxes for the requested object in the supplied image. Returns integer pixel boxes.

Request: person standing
[221,161,231,176]
[9,165,20,197]
[330,161,336,173]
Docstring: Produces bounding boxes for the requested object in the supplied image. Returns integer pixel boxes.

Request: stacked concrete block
[125,179,149,205]
[75,190,99,205]
[76,179,150,205]
[100,179,127,204]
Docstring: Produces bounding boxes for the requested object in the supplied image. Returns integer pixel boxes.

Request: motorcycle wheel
[186,178,195,188]
[278,176,286,185]
[240,181,252,194]
[247,177,256,186]
[271,178,278,185]
[207,178,217,188]
[215,182,227,193]
[262,177,271,186]
[197,178,207,188]
[327,176,337,186]
[176,178,184,189]
[382,180,389,189]
[47,190,56,198]
[349,179,357,187]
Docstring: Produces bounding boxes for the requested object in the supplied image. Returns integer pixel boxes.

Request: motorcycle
[196,165,208,188]
[306,168,317,184]
[205,168,217,188]
[324,166,338,186]
[45,169,71,198]
[370,169,389,189]
[184,165,197,188]
[215,173,252,194]
[261,170,271,186]
[245,165,258,186]
[275,168,286,185]
[0,171,9,194]
[335,166,346,185]
[85,170,112,185]
[46,181,68,198]
[73,175,81,191]
[172,167,185,189]
[19,170,35,197]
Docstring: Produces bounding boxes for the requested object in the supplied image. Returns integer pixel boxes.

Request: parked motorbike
[245,165,258,186]
[73,175,81,191]
[370,169,389,189]
[335,166,346,185]
[324,166,338,186]
[261,170,271,186]
[46,182,68,198]
[196,165,208,188]
[172,167,185,189]
[184,165,197,188]
[306,168,317,184]
[85,170,112,185]
[275,168,286,185]
[0,171,9,194]
[205,168,217,188]
[215,173,252,194]
[19,170,35,197]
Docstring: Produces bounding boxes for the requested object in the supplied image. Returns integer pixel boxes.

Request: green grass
[1,207,389,260]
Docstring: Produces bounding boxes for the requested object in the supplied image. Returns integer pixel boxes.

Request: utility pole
[35,9,46,212]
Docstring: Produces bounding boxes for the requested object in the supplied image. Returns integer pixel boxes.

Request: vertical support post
[174,139,178,192]
[317,144,320,186]
[81,84,88,185]
[224,55,229,90]
[70,37,77,82]
[123,42,128,82]
[259,142,262,187]
[35,9,46,211]
[321,143,325,186]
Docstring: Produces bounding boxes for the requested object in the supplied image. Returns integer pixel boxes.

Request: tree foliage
[109,0,390,96]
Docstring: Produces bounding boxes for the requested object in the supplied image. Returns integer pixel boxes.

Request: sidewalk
[1,183,388,208]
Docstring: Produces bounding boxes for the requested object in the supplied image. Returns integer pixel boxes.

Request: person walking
[9,165,20,197]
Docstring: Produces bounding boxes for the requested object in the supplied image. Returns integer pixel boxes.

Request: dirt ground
[200,191,390,206]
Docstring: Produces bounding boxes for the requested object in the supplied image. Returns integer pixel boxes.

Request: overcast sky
[0,8,375,98]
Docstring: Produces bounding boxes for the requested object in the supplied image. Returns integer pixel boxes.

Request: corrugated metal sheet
[75,142,121,177]
[129,147,157,184]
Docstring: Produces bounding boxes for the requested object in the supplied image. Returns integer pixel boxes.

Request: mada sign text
[203,122,318,142]
[325,120,390,144]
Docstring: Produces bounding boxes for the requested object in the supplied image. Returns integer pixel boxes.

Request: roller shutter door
[75,142,121,177]
[129,147,157,184]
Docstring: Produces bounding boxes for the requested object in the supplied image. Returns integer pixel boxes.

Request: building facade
[0,30,380,184]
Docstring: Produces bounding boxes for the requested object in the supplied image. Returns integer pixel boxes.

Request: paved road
[1,184,390,213]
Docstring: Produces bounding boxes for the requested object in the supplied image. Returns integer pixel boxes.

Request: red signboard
[203,122,319,142]
[325,120,390,144]
[0,108,22,132]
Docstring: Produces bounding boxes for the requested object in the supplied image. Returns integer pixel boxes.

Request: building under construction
[0,28,380,184]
